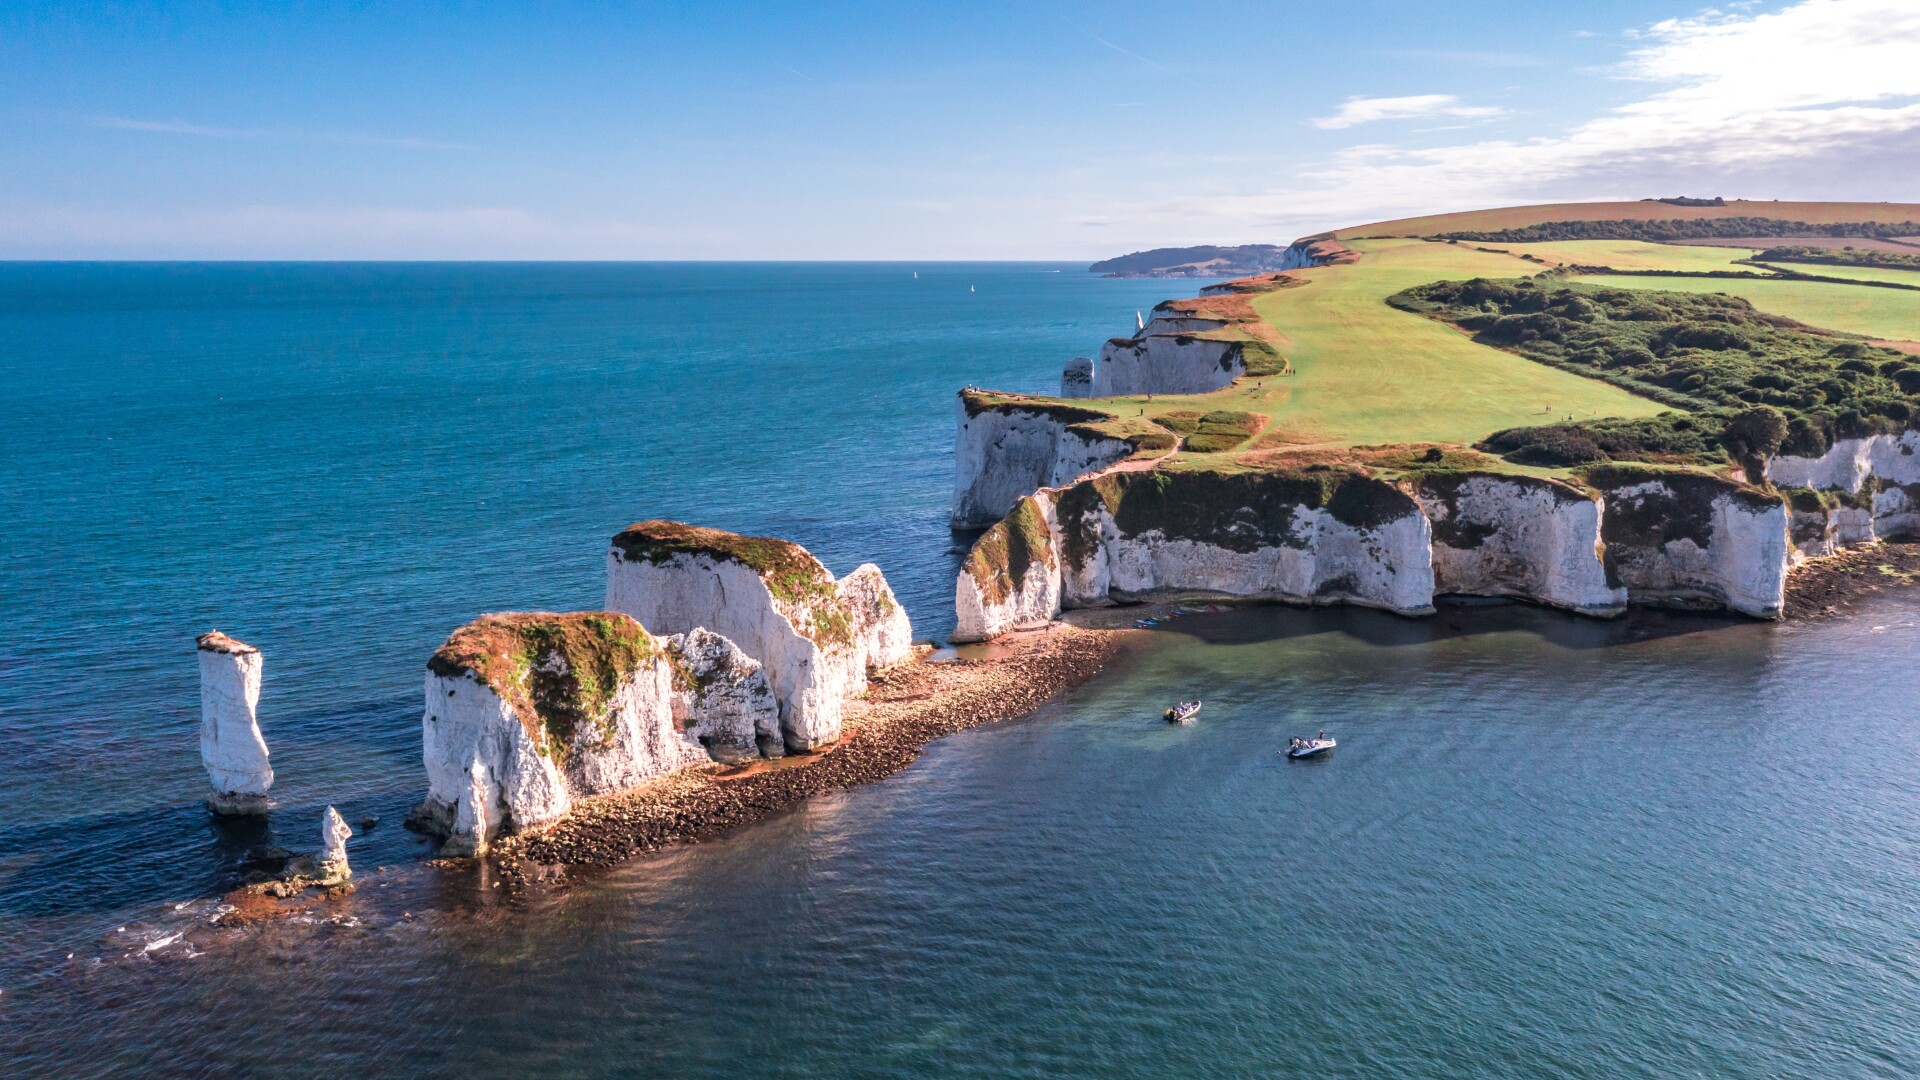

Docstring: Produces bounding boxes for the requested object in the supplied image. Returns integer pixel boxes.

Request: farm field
[1337,200,1920,239]
[1566,272,1920,344]
[1750,261,1920,286]
[1087,238,1667,452]
[1494,239,1757,272]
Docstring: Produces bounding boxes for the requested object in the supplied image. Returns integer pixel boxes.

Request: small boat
[1164,701,1201,724]
[1286,734,1336,759]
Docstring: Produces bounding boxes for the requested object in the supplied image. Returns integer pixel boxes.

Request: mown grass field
[1086,238,1668,452]
[1337,200,1920,239]
[1496,239,1757,272]
[1751,262,1920,286]
[1565,273,1920,344]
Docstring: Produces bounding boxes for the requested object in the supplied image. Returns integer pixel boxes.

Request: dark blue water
[4,265,1919,1078]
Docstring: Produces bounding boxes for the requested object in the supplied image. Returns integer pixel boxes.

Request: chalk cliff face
[416,612,704,856]
[1412,474,1625,616]
[1050,469,1437,615]
[1874,484,1920,540]
[956,461,1798,637]
[196,631,273,815]
[605,521,912,753]
[665,628,782,763]
[953,494,1062,643]
[952,395,1139,527]
[1766,430,1920,493]
[1586,469,1789,618]
[1060,313,1243,399]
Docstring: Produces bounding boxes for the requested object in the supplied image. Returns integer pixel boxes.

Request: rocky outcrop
[952,394,1153,527]
[1060,313,1242,398]
[1873,483,1920,539]
[1765,430,1920,493]
[317,806,352,885]
[1585,467,1789,618]
[1048,468,1436,615]
[414,612,704,856]
[605,521,913,753]
[665,628,781,763]
[196,631,273,815]
[953,494,1062,642]
[1061,357,1094,397]
[1412,474,1625,616]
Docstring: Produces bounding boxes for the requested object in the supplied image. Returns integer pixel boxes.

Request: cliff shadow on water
[1129,597,1766,655]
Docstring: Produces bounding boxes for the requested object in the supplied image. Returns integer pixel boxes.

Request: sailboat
[970,284,975,293]
[1136,310,1145,332]
[913,271,918,279]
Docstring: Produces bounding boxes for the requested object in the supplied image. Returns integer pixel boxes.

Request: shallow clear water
[4,266,1920,1078]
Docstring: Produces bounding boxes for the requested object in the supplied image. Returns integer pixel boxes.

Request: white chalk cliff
[1585,470,1790,619]
[1413,474,1625,616]
[952,494,1063,643]
[415,612,705,856]
[1765,430,1920,493]
[605,521,913,754]
[665,628,781,763]
[197,631,273,815]
[955,464,1800,636]
[1060,314,1243,399]
[952,394,1143,527]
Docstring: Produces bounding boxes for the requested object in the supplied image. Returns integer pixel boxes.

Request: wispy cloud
[1089,34,1175,75]
[1311,94,1508,130]
[90,116,471,150]
[1125,0,1920,239]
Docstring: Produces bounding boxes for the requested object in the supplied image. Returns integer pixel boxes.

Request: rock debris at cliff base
[501,625,1131,868]
[1783,541,1920,618]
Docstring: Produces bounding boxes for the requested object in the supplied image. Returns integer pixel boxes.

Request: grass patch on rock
[429,612,660,761]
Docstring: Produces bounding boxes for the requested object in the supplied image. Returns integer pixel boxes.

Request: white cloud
[1134,0,1920,240]
[1311,94,1507,129]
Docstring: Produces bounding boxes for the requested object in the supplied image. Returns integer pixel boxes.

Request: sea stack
[317,806,352,884]
[605,521,913,753]
[196,631,273,815]
[413,611,707,856]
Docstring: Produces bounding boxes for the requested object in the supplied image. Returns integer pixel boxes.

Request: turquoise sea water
[3,265,1919,1077]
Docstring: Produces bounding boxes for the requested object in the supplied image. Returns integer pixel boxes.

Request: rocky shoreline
[1783,541,1920,618]
[495,623,1135,869]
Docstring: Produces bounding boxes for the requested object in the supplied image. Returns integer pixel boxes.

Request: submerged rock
[413,612,705,856]
[605,521,913,753]
[665,628,781,763]
[196,631,273,815]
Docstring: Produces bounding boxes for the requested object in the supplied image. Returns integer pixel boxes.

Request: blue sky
[5,0,1918,258]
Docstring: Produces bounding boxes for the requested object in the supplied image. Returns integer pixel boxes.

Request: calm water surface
[3,265,1918,1077]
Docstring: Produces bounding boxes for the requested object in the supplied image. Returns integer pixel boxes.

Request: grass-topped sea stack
[605,521,913,753]
[413,612,707,856]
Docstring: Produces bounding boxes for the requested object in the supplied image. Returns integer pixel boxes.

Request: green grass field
[1338,200,1920,239]
[1087,238,1668,451]
[1496,239,1759,272]
[1566,273,1920,343]
[1752,261,1920,287]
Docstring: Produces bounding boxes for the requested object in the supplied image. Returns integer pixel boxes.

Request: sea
[1,263,1917,1077]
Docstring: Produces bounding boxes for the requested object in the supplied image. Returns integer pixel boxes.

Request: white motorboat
[1286,735,1336,759]
[1164,700,1201,724]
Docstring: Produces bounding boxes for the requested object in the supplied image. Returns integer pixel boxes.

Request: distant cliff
[1089,244,1297,279]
